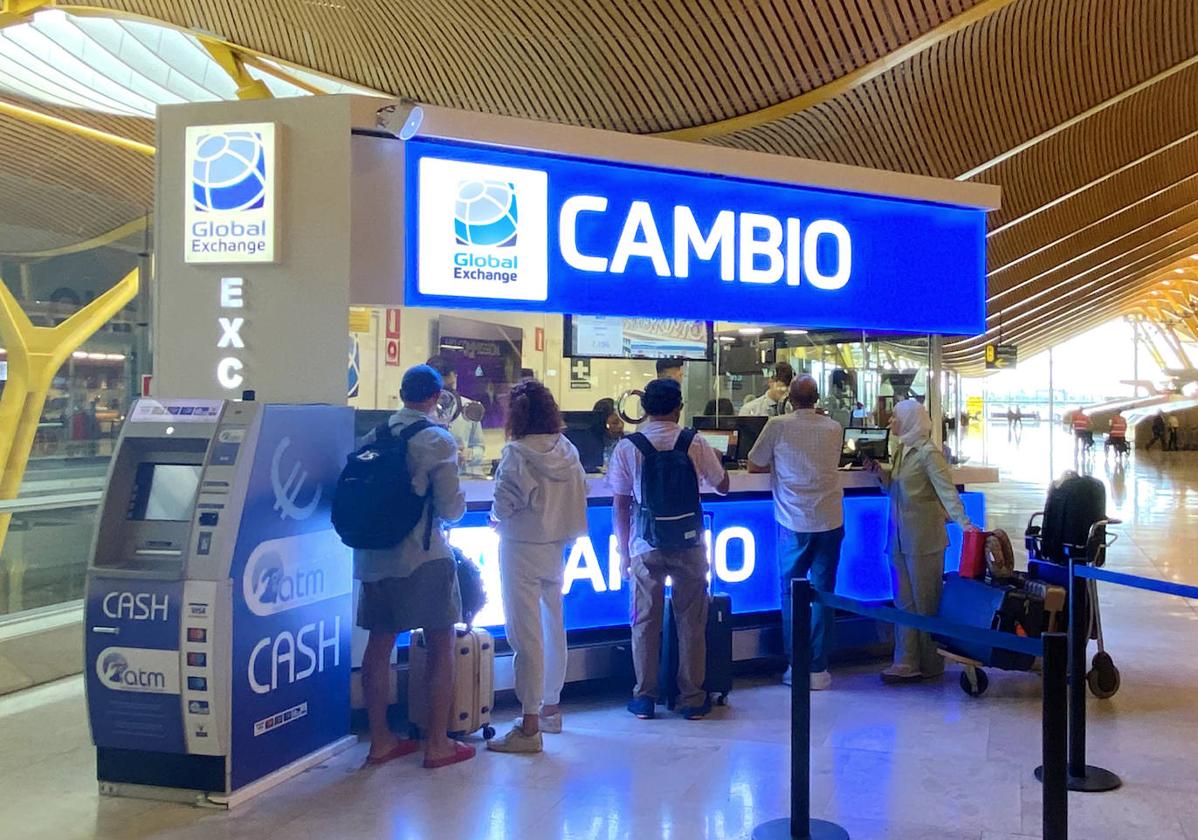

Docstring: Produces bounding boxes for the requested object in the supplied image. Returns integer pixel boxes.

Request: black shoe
[678,699,712,720]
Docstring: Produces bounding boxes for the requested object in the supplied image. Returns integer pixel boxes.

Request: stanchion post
[1065,553,1121,792]
[752,580,848,840]
[1042,632,1069,840]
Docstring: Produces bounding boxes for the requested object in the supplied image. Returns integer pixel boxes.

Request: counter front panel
[448,489,986,636]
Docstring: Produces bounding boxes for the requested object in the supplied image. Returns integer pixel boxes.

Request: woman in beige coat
[868,399,976,684]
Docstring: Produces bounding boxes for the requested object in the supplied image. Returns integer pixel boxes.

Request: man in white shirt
[747,375,844,691]
[608,379,730,720]
[739,362,795,417]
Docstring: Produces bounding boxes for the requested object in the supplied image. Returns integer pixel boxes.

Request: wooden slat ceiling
[2,0,1195,371]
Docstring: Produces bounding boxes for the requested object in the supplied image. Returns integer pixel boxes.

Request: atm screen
[130,463,202,521]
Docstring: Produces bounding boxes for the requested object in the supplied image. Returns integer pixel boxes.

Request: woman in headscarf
[867,399,976,684]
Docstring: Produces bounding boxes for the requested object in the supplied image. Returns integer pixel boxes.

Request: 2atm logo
[95,647,179,695]
[241,530,352,617]
[418,158,548,302]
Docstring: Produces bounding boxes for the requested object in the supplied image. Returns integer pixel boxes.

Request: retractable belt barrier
[1056,560,1198,795]
[752,581,1069,840]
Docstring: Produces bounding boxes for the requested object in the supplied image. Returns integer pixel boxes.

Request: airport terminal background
[4,2,1198,839]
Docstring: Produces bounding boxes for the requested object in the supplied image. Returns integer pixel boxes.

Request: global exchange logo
[192,129,268,213]
[454,180,518,247]
[96,648,172,693]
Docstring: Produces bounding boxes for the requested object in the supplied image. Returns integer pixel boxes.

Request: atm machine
[84,397,354,806]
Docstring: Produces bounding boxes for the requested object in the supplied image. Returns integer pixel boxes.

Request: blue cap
[400,364,443,404]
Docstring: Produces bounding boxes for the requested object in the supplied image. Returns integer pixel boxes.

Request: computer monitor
[562,410,606,473]
[697,429,734,457]
[841,426,890,466]
[693,415,768,462]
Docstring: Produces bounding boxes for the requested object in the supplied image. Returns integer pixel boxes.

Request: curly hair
[506,379,563,439]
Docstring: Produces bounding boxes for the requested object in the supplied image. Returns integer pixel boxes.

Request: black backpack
[1039,473,1106,563]
[332,419,433,550]
[627,429,703,550]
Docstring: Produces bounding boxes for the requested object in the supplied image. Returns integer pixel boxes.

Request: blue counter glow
[448,492,985,634]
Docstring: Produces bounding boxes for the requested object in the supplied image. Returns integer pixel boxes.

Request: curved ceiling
[2,0,1196,372]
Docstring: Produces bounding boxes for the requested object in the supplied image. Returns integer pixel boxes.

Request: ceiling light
[71,351,87,359]
[103,353,126,361]
[718,336,736,342]
[86,352,107,360]
[1175,269,1185,274]
[784,329,808,336]
[738,327,763,335]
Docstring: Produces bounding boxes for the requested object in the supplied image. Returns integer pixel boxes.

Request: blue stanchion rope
[1074,564,1198,601]
[813,590,1045,657]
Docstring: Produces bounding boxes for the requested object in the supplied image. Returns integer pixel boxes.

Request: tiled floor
[6,447,1198,839]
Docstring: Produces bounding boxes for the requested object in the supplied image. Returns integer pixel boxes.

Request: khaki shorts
[357,556,462,633]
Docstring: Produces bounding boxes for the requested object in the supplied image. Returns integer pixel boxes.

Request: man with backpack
[346,365,473,770]
[608,378,730,721]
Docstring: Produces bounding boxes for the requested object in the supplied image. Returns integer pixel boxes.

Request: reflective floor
[6,452,1198,839]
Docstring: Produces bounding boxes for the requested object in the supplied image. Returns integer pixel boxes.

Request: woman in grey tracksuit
[869,399,975,683]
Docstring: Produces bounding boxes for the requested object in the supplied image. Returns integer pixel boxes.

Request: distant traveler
[656,357,685,384]
[355,365,473,769]
[488,380,588,754]
[1072,409,1093,458]
[704,397,737,417]
[609,378,730,720]
[851,401,870,427]
[1146,411,1167,451]
[426,355,485,471]
[1106,410,1129,462]
[1168,413,1180,451]
[747,375,844,691]
[867,399,977,684]
[740,362,796,417]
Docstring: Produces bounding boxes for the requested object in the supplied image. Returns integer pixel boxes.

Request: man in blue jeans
[748,376,845,690]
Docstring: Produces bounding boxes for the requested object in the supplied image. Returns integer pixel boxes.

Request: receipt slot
[84,398,354,805]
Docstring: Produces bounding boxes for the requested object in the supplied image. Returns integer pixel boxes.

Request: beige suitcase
[408,625,496,741]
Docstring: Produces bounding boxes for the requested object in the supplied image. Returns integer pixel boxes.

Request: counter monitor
[841,427,890,467]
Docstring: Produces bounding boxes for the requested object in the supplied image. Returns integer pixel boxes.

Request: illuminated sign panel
[184,122,278,264]
[446,492,985,634]
[406,137,987,334]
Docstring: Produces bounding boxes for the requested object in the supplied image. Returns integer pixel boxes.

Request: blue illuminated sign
[447,491,985,636]
[405,137,987,334]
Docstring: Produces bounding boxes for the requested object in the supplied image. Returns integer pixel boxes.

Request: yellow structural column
[0,269,138,611]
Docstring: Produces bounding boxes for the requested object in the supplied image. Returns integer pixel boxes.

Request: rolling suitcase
[659,593,733,709]
[409,625,496,741]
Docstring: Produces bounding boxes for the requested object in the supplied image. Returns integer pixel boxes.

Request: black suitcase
[936,574,1045,671]
[659,593,733,709]
[1038,474,1105,563]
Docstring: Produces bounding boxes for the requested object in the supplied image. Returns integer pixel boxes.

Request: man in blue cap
[355,364,474,769]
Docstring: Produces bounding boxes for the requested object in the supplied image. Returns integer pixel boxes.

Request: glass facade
[0,246,148,617]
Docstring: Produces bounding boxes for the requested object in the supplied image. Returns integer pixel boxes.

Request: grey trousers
[630,545,709,709]
[891,548,946,676]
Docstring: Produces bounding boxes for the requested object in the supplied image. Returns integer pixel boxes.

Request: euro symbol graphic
[270,437,320,521]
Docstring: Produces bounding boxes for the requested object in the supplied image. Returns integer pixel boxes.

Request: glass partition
[0,246,147,617]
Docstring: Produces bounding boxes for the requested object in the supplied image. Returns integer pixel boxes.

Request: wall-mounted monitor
[564,315,712,361]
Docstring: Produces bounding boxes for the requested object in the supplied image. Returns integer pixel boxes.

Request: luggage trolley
[937,474,1122,699]
[1025,512,1122,699]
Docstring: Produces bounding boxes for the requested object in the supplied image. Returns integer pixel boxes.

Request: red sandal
[364,739,421,767]
[422,741,476,770]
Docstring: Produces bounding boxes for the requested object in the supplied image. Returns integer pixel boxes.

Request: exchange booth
[84,398,354,804]
[146,98,1000,714]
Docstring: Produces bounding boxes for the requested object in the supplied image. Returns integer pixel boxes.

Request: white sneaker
[781,667,792,686]
[810,671,832,691]
[487,724,543,754]
[539,711,563,734]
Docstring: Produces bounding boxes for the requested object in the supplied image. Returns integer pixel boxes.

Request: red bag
[959,529,989,579]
